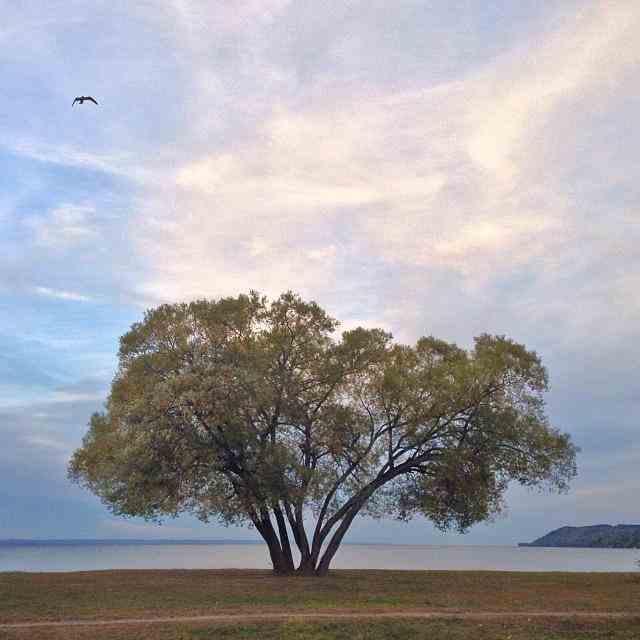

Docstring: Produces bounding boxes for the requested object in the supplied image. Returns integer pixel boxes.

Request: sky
[1,0,638,545]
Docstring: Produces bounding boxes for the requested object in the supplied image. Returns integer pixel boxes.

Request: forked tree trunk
[253,501,367,576]
[295,555,317,576]
[255,470,404,575]
[252,509,296,576]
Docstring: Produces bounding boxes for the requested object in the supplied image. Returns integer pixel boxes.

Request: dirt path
[2,611,638,629]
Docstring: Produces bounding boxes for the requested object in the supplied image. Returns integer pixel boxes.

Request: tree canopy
[69,291,578,575]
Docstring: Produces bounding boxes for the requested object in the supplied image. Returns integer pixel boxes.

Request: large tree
[69,291,577,576]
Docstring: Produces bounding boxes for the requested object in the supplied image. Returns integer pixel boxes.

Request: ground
[1,569,638,639]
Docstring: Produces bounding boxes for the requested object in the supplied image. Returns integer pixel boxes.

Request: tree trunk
[255,470,407,576]
[284,502,316,575]
[312,464,419,575]
[255,509,295,575]
[272,505,295,573]
[257,501,364,576]
[265,539,292,575]
[315,504,361,576]
[296,555,317,576]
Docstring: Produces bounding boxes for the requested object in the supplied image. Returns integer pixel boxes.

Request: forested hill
[519,524,640,548]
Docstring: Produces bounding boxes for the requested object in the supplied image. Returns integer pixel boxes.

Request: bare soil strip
[2,611,638,629]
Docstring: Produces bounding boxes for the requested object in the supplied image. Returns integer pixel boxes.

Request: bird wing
[87,97,99,105]
[72,97,79,105]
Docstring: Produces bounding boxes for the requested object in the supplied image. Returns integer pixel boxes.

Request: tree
[69,291,578,576]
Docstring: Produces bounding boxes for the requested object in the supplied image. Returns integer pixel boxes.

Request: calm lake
[1,543,638,573]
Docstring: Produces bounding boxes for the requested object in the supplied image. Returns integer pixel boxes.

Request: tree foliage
[69,291,578,575]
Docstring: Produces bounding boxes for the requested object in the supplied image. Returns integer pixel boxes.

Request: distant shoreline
[0,540,519,547]
[0,539,264,546]
[2,539,637,549]
[518,524,640,549]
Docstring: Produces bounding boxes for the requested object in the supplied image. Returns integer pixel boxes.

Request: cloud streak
[33,287,94,302]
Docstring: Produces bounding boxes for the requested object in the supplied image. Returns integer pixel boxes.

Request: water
[1,542,638,573]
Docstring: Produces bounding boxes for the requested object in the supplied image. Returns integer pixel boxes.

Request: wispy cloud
[34,287,94,302]
[22,434,71,454]
[26,204,97,250]
[130,0,640,327]
[8,141,135,178]
[46,391,104,404]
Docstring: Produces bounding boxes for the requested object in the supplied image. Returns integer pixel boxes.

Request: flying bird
[72,96,99,106]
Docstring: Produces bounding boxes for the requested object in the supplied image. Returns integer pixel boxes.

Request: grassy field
[2,569,639,639]
[3,617,640,640]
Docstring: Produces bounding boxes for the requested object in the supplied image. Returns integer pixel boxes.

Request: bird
[72,96,99,106]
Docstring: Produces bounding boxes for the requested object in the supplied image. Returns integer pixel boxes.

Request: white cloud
[0,388,103,410]
[5,0,633,349]
[168,0,292,38]
[132,2,640,314]
[33,287,94,302]
[46,391,104,404]
[7,141,140,179]
[466,2,640,181]
[2,142,158,186]
[26,203,97,249]
[22,435,70,453]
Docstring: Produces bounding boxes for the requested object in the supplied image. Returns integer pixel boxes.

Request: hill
[519,524,640,548]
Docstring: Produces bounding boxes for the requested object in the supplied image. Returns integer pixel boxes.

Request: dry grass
[3,570,639,639]
[2,617,640,640]
[2,569,638,624]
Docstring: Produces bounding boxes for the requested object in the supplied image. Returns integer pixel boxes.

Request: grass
[1,569,639,639]
[2,569,639,622]
[2,618,640,640]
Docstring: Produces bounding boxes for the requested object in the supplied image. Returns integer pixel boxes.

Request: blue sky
[1,0,638,544]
